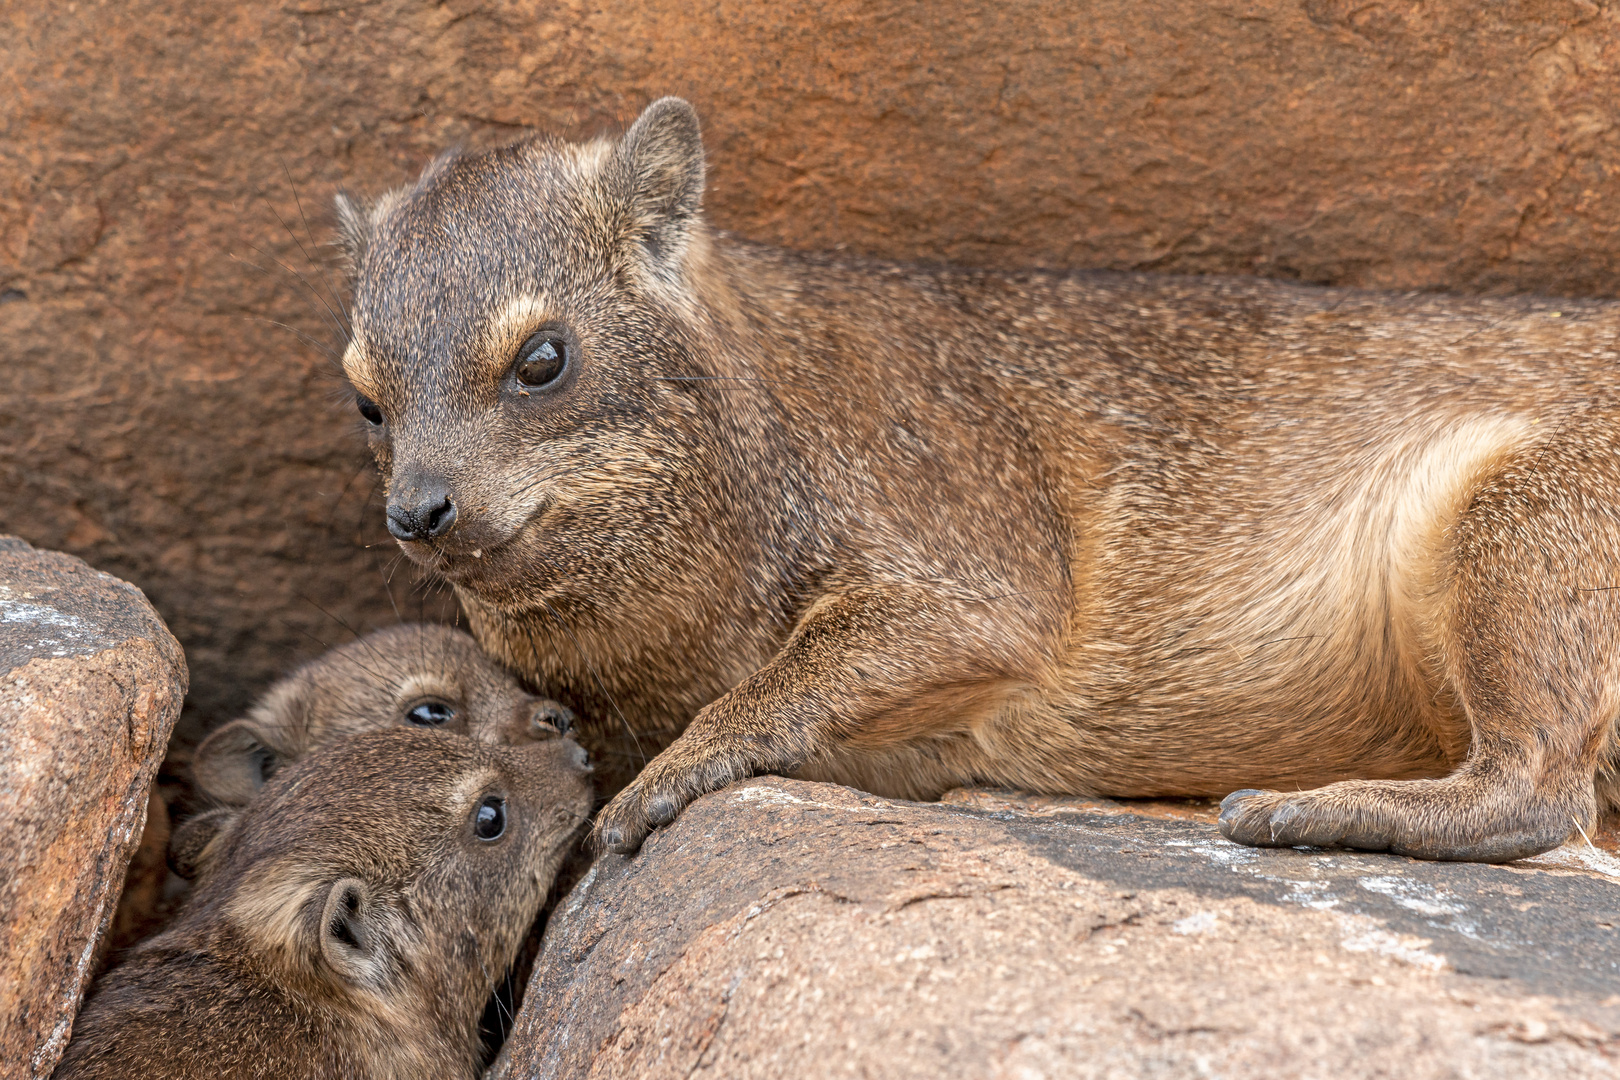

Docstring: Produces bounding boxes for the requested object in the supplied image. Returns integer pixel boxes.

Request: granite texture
[496,778,1620,1079]
[0,538,187,1080]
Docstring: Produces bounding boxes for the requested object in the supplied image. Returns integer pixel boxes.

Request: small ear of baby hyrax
[618,96,706,273]
[168,806,241,880]
[530,700,575,737]
[193,718,285,806]
[318,877,390,989]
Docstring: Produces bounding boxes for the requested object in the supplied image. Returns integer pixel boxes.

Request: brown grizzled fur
[55,727,593,1080]
[190,622,575,809]
[335,97,1620,863]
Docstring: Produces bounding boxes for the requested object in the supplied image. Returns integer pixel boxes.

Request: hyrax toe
[1218,789,1290,847]
[1218,789,1353,849]
[591,820,637,856]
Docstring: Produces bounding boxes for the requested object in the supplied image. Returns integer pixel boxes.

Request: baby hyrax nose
[514,734,592,780]
[387,481,457,541]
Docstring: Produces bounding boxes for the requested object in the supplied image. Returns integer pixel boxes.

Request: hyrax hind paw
[1218,783,1574,863]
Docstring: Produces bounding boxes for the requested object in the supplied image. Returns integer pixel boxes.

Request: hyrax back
[337,97,1620,862]
[191,622,573,807]
[56,727,592,1080]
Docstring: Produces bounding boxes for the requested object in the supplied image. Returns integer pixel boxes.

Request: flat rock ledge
[0,537,186,1079]
[499,777,1620,1080]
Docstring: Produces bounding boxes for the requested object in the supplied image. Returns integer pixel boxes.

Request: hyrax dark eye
[474,796,506,841]
[404,701,456,726]
[355,394,384,425]
[513,334,568,389]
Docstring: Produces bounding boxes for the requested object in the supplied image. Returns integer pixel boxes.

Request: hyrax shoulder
[191,622,574,807]
[56,726,593,1080]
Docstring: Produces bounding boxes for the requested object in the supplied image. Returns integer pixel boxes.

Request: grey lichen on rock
[0,539,177,671]
[498,778,1620,1080]
[0,536,186,1079]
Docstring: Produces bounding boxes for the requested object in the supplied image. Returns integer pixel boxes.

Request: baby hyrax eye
[355,393,384,425]
[473,795,507,841]
[403,700,456,726]
[512,332,568,389]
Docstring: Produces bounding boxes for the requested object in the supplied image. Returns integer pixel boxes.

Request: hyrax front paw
[591,739,756,854]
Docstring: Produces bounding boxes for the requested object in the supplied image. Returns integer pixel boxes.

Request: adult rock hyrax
[55,726,592,1080]
[190,621,575,808]
[334,96,1620,862]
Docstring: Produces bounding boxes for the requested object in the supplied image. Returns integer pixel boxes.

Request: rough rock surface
[8,1,1620,733]
[498,778,1620,1079]
[0,537,187,1080]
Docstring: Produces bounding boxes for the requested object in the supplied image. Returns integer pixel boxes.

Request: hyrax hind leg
[1222,415,1620,862]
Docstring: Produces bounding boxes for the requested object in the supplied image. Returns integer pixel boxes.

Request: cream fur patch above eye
[341,338,381,398]
[394,674,461,712]
[446,768,501,816]
[477,296,562,377]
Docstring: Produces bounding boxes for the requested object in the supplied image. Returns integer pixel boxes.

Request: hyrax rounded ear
[168,806,241,880]
[193,719,286,806]
[318,877,389,987]
[618,97,705,270]
[332,186,409,275]
[530,699,575,737]
[333,191,375,273]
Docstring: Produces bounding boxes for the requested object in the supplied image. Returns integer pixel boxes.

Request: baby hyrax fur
[191,622,574,809]
[56,727,593,1080]
[338,97,1620,864]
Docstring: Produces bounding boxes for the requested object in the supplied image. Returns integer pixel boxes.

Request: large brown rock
[499,778,1620,1079]
[7,2,1620,731]
[0,537,187,1080]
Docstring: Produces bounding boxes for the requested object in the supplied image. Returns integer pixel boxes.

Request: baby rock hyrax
[190,622,575,809]
[337,96,1620,863]
[56,726,593,1080]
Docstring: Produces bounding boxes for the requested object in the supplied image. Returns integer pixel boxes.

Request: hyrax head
[191,622,575,808]
[180,727,592,1058]
[335,98,748,613]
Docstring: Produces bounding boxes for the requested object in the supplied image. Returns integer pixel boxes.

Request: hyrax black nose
[386,485,458,542]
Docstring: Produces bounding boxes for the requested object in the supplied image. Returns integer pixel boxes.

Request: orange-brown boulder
[0,537,186,1079]
[497,778,1620,1079]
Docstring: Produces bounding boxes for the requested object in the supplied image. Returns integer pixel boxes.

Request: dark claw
[1218,788,1275,846]
[646,795,678,827]
[1218,789,1266,822]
